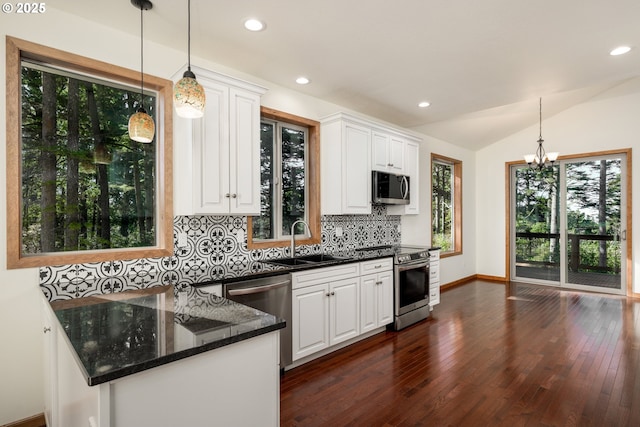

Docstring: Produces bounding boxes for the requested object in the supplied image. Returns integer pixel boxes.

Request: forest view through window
[20,61,157,254]
[431,154,462,254]
[252,119,308,241]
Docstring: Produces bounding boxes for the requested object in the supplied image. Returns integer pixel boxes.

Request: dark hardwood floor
[280,281,640,426]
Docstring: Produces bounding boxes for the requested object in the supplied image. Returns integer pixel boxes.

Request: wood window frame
[5,36,173,269]
[247,107,320,250]
[431,153,463,258]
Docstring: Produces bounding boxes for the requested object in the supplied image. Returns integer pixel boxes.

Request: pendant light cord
[538,97,542,141]
[140,4,145,110]
[187,0,192,72]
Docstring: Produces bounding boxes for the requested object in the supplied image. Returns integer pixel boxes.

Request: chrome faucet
[290,219,311,258]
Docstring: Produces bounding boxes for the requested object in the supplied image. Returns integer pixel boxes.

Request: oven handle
[227,280,290,296]
[396,260,429,271]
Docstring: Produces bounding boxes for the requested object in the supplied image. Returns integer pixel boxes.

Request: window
[431,153,462,255]
[6,37,173,268]
[248,107,320,250]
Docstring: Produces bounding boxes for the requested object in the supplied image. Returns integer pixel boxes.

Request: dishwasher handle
[227,280,290,296]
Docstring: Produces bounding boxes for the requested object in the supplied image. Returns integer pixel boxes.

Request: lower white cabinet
[292,268,360,361]
[429,249,441,307]
[360,260,394,333]
[291,258,393,363]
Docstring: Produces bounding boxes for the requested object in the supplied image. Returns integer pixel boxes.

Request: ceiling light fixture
[244,18,265,31]
[524,98,558,169]
[610,46,631,56]
[418,101,431,108]
[295,77,310,85]
[174,0,206,118]
[128,0,155,143]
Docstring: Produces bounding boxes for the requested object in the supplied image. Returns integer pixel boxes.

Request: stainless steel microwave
[372,171,410,205]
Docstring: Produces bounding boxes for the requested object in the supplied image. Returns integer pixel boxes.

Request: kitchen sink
[297,254,345,263]
[265,254,349,267]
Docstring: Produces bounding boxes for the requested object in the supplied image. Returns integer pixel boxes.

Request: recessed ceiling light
[244,18,265,32]
[295,77,310,85]
[418,101,431,108]
[610,46,631,56]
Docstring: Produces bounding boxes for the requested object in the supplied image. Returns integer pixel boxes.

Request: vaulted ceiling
[51,0,640,150]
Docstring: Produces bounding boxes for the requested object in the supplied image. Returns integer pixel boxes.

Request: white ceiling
[51,0,640,150]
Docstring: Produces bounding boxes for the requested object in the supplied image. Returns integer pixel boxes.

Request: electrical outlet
[335,226,343,237]
[177,232,188,248]
[178,291,188,306]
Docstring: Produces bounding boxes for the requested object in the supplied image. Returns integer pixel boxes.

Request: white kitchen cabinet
[42,299,58,427]
[174,66,267,215]
[388,140,420,215]
[429,249,441,307]
[292,283,330,359]
[321,113,372,215]
[329,277,360,345]
[322,112,421,216]
[360,258,394,333]
[372,130,404,173]
[291,263,361,361]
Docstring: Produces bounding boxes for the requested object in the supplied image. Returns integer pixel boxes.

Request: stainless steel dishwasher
[224,274,292,369]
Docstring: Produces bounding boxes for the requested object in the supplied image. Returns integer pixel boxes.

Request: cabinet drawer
[429,250,440,261]
[292,263,360,289]
[429,264,440,283]
[429,288,440,306]
[360,257,393,274]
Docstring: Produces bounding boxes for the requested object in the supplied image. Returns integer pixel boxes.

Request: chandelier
[524,98,558,169]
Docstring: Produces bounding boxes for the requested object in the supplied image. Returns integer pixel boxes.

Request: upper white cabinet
[388,140,420,215]
[372,131,404,173]
[321,113,372,215]
[174,66,267,215]
[321,112,421,216]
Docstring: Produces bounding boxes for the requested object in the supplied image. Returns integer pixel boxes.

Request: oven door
[395,260,430,316]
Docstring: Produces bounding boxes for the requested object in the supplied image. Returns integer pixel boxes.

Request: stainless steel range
[393,246,431,330]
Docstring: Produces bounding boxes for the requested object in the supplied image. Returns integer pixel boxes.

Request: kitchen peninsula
[43,284,284,427]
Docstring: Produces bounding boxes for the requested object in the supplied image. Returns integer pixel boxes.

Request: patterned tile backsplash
[40,206,401,301]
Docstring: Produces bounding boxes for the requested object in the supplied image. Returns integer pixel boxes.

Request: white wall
[475,80,640,294]
[0,7,475,424]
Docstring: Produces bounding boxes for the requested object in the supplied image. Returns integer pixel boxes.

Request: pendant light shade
[128,0,155,143]
[524,98,558,169]
[128,107,155,143]
[174,0,205,118]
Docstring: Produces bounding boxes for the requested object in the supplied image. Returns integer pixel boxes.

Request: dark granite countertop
[51,284,285,386]
[189,247,400,287]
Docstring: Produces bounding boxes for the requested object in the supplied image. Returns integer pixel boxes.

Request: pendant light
[174,0,206,118]
[524,98,558,169]
[128,0,155,143]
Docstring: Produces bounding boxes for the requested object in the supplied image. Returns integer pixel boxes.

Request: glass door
[513,165,561,283]
[512,154,626,295]
[562,157,625,293]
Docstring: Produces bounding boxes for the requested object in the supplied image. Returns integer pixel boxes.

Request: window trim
[431,153,462,257]
[247,107,320,250]
[5,36,174,269]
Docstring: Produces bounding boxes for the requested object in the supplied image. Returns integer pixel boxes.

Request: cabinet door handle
[43,326,51,333]
[331,291,335,296]
[225,193,230,198]
[326,293,330,297]
[374,265,382,269]
[376,281,382,285]
[232,194,237,198]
